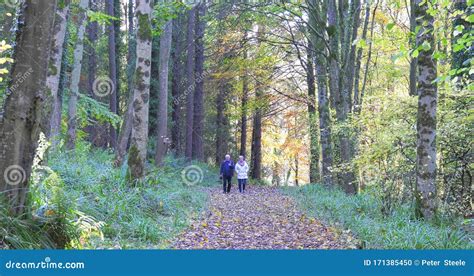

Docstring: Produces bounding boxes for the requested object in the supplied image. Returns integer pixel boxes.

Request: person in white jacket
[235,155,249,193]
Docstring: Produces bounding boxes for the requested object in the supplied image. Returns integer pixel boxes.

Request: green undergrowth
[2,143,219,249]
[281,184,473,249]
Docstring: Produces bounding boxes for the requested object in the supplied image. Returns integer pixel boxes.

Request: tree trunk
[215,81,230,164]
[250,25,265,180]
[315,58,334,187]
[306,40,319,183]
[66,0,89,150]
[0,0,57,215]
[170,14,185,156]
[414,0,438,220]
[340,0,360,193]
[184,6,196,160]
[115,0,135,166]
[106,0,118,149]
[342,0,361,113]
[360,0,379,110]
[353,0,370,111]
[327,0,340,111]
[308,0,333,186]
[149,35,159,137]
[45,1,70,147]
[114,0,121,115]
[192,2,206,161]
[85,0,101,147]
[328,0,356,193]
[239,46,249,157]
[250,105,263,180]
[155,20,173,166]
[127,0,153,180]
[408,0,418,96]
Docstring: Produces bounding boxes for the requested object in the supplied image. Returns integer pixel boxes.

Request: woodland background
[0,0,472,249]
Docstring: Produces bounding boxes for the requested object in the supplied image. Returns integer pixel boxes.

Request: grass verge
[281,184,472,249]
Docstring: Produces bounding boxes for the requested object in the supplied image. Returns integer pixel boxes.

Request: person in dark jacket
[220,154,234,193]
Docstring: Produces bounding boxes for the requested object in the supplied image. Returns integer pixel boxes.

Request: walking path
[173,186,354,249]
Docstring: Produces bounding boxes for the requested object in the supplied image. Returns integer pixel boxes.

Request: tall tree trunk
[414,0,438,220]
[155,20,173,166]
[85,0,101,147]
[408,0,418,96]
[339,0,360,193]
[127,0,153,180]
[239,46,249,157]
[106,0,118,149]
[51,38,69,150]
[215,81,230,164]
[342,0,361,113]
[328,0,356,193]
[170,14,185,156]
[353,0,370,111]
[327,0,340,110]
[192,2,206,161]
[115,0,135,166]
[0,0,57,215]
[306,40,319,183]
[250,25,265,180]
[114,0,121,115]
[250,104,263,180]
[184,6,196,160]
[308,0,333,186]
[360,0,379,110]
[149,35,159,137]
[66,0,89,150]
[315,58,334,187]
[45,1,70,147]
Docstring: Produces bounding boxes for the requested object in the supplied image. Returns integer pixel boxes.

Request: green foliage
[0,40,12,82]
[152,1,186,36]
[44,143,218,248]
[78,93,122,128]
[2,141,219,249]
[88,10,119,26]
[0,201,56,249]
[282,184,472,249]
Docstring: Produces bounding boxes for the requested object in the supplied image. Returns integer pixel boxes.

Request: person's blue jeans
[238,179,247,193]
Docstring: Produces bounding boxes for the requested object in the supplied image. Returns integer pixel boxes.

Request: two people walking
[220,155,249,194]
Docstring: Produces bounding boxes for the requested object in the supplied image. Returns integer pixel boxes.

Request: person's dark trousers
[238,179,247,193]
[223,176,232,193]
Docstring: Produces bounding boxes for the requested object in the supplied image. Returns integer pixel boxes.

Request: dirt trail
[173,186,354,249]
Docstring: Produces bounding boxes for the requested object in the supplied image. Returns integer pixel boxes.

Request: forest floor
[173,186,357,249]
